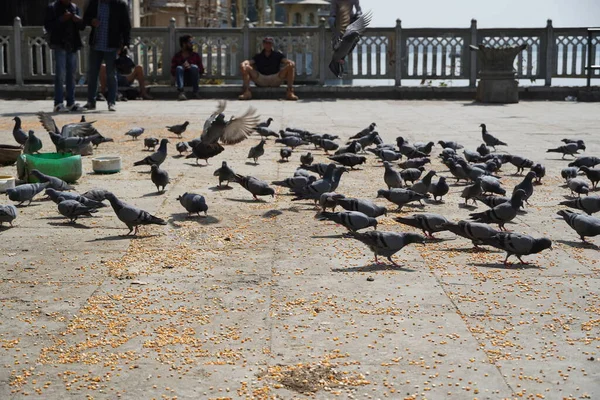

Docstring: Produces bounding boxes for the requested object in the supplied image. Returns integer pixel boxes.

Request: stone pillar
[470,44,527,104]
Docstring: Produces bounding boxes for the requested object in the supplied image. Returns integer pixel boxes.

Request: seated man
[99,47,153,100]
[239,37,298,101]
[171,35,204,100]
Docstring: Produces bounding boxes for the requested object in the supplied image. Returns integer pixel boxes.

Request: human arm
[44,4,64,33]
[119,2,132,47]
[72,5,86,30]
[192,53,205,75]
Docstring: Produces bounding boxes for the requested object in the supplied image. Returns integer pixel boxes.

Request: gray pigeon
[568,156,600,168]
[469,189,526,230]
[273,175,316,190]
[477,143,490,156]
[213,161,236,187]
[349,122,376,139]
[400,167,425,185]
[81,189,111,202]
[0,204,18,226]
[348,231,425,266]
[376,188,429,210]
[275,136,308,149]
[476,195,510,209]
[318,139,340,154]
[255,117,273,129]
[579,167,600,190]
[233,174,275,200]
[291,164,343,201]
[557,210,600,242]
[45,188,106,209]
[383,161,404,189]
[134,139,169,167]
[394,213,449,238]
[328,154,367,169]
[12,116,27,146]
[440,220,499,249]
[559,195,600,215]
[47,130,100,154]
[561,167,579,183]
[125,127,145,140]
[144,137,159,151]
[177,192,208,216]
[176,141,189,155]
[30,169,74,191]
[567,178,589,197]
[410,170,436,195]
[57,197,98,223]
[248,139,266,164]
[317,211,378,232]
[513,171,536,204]
[300,152,314,166]
[38,112,99,139]
[91,134,114,148]
[398,158,431,170]
[508,155,534,174]
[105,192,167,235]
[6,182,48,205]
[461,179,482,205]
[437,140,463,150]
[329,11,372,77]
[428,176,449,202]
[302,163,330,177]
[336,197,387,218]
[202,101,260,145]
[547,143,583,159]
[23,130,43,154]
[368,148,403,162]
[531,163,546,184]
[480,123,507,150]
[166,121,189,138]
[464,148,481,163]
[483,232,552,265]
[335,141,362,155]
[255,126,279,140]
[150,164,170,193]
[319,192,345,212]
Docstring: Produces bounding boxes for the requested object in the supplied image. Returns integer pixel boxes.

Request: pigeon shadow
[462,101,507,107]
[458,203,478,210]
[47,221,92,229]
[135,170,152,174]
[262,210,283,218]
[435,247,503,254]
[185,162,209,168]
[245,161,260,166]
[169,213,220,225]
[208,185,234,191]
[14,203,42,208]
[332,263,417,273]
[172,154,186,159]
[556,239,600,250]
[226,197,268,203]
[141,191,166,197]
[88,234,161,242]
[277,159,291,164]
[311,234,346,239]
[469,262,545,270]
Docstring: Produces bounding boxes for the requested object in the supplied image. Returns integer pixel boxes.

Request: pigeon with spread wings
[37,112,99,138]
[201,101,260,145]
[329,11,372,78]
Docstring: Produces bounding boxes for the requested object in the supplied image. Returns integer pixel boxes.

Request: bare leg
[239,62,258,99]
[130,65,152,99]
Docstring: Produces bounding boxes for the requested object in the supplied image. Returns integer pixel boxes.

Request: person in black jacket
[44,0,87,112]
[83,0,131,112]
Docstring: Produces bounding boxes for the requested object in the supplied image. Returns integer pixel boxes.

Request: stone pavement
[0,99,598,400]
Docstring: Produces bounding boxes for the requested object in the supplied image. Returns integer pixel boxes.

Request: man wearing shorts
[239,37,298,101]
[99,47,153,100]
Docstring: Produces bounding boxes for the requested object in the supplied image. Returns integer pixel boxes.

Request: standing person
[170,35,204,101]
[44,0,87,112]
[83,0,131,112]
[239,37,298,101]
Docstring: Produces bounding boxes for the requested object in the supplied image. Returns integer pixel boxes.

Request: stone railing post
[167,18,176,81]
[469,18,477,87]
[242,20,250,62]
[14,17,23,86]
[319,17,326,84]
[544,19,553,86]
[394,19,402,86]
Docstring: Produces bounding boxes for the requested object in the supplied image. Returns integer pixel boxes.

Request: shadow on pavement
[332,263,416,273]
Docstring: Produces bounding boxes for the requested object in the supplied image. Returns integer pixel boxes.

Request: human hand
[183,60,190,69]
[61,11,72,22]
[91,18,100,27]
[71,14,82,23]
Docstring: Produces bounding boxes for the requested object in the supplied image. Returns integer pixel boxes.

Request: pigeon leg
[503,253,511,266]
[516,256,529,265]
[253,195,259,201]
[580,235,587,242]
[126,226,134,236]
[387,256,401,267]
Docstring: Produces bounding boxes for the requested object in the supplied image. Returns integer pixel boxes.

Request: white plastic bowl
[0,175,15,193]
[92,156,122,174]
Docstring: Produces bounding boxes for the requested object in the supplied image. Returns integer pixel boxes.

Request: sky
[362,0,600,28]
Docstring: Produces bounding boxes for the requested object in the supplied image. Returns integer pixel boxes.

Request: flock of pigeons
[3,101,600,267]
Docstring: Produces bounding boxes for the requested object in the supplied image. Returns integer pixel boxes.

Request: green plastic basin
[17,153,83,183]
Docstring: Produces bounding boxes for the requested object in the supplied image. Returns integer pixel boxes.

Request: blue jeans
[175,65,199,93]
[87,48,118,105]
[53,49,77,106]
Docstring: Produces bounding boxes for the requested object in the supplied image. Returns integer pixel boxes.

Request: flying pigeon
[201,101,260,145]
[166,121,190,138]
[105,192,167,235]
[150,164,170,193]
[329,11,372,78]
[133,139,169,167]
[480,123,507,150]
[37,111,99,139]
[178,192,208,216]
[348,230,425,266]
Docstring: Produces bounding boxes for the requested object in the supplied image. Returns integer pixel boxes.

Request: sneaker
[83,102,96,110]
[108,103,116,112]
[68,103,87,112]
[96,93,106,102]
[178,92,187,101]
[286,89,298,101]
[53,103,69,113]
[192,92,201,99]
[238,90,252,100]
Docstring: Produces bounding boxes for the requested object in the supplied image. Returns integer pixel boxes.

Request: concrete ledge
[0,83,592,101]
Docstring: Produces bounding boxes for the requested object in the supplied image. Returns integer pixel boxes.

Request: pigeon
[280,130,302,139]
[247,140,266,164]
[81,189,111,202]
[546,143,582,159]
[428,176,449,202]
[410,171,436,195]
[561,167,579,183]
[318,139,340,154]
[507,155,534,174]
[201,101,260,145]
[400,167,425,185]
[396,137,427,159]
[45,129,100,154]
[12,116,28,146]
[483,232,552,265]
[414,141,435,155]
[469,189,526,230]
[176,142,189,155]
[186,142,224,165]
[329,11,372,77]
[300,152,314,166]
[291,164,338,201]
[568,156,600,168]
[319,192,345,212]
[177,192,208,216]
[150,164,170,193]
[383,161,404,189]
[348,231,425,266]
[134,139,169,167]
[317,211,378,232]
[0,204,18,226]
[355,132,383,149]
[349,123,377,140]
[557,210,600,242]
[56,197,98,223]
[579,167,600,190]
[559,195,600,215]
[272,175,317,190]
[447,160,470,183]
[376,188,429,210]
[23,130,43,154]
[302,162,331,177]
[477,143,490,156]
[562,138,586,146]
[276,136,308,149]
[530,163,546,184]
[394,213,449,238]
[213,161,236,187]
[476,195,510,209]
[255,117,273,129]
[398,158,430,170]
[513,171,536,204]
[437,140,463,150]
[330,166,349,192]
[5,183,48,206]
[461,179,483,205]
[255,127,280,139]
[280,147,293,162]
[45,188,106,209]
[233,174,275,200]
[166,121,190,138]
[480,123,507,150]
[38,112,99,139]
[125,127,145,140]
[328,154,367,169]
[144,137,159,151]
[464,149,481,163]
[91,134,114,148]
[335,140,363,155]
[105,192,167,235]
[567,178,590,197]
[440,220,499,249]
[336,197,387,218]
[30,169,74,191]
[368,148,403,162]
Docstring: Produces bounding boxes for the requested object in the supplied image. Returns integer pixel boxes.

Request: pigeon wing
[342,10,372,39]
[220,107,261,145]
[203,100,227,134]
[37,112,60,134]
